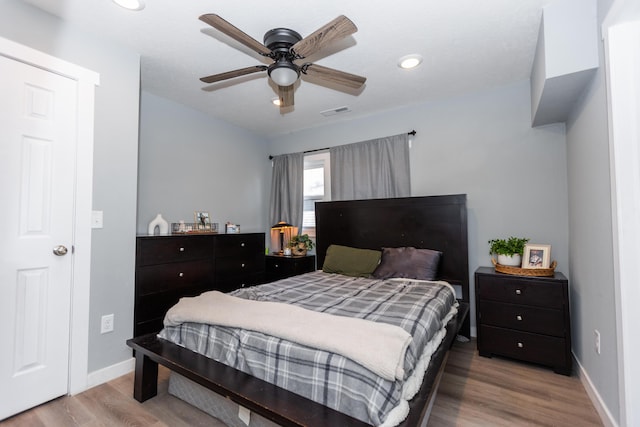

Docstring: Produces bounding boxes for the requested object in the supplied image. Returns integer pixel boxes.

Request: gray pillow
[372,247,442,280]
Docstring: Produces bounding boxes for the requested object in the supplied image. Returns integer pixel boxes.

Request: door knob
[53,245,68,256]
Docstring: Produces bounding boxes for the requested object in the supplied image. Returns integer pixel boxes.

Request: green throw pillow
[322,244,382,277]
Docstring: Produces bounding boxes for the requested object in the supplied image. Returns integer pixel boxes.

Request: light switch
[92,210,104,229]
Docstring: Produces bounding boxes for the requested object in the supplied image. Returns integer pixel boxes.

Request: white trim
[574,354,618,427]
[85,358,135,391]
[603,14,640,427]
[0,36,99,397]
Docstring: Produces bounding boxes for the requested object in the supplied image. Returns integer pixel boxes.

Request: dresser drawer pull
[515,289,522,295]
[516,315,523,321]
[179,247,185,252]
[274,264,279,268]
[517,342,524,348]
[241,242,245,247]
[178,272,184,277]
[241,263,245,268]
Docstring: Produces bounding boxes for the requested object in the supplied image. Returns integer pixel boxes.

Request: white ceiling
[23,0,551,138]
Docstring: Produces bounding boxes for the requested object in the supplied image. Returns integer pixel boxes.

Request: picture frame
[225,223,240,234]
[522,244,551,269]
[194,211,211,230]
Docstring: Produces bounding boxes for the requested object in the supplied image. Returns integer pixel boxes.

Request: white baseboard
[84,357,135,392]
[573,353,618,427]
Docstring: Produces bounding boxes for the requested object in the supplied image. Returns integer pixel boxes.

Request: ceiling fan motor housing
[263,28,302,53]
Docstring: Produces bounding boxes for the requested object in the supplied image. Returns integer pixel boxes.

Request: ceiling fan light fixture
[268,60,299,87]
[112,0,145,10]
[272,98,282,106]
[398,54,423,70]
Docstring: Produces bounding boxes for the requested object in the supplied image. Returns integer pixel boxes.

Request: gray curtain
[330,133,411,200]
[269,152,304,230]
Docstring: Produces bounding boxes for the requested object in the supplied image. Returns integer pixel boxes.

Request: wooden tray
[491,258,557,277]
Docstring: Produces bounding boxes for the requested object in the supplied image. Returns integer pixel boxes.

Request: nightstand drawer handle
[178,272,184,277]
[241,243,245,247]
[241,263,245,268]
[517,342,524,348]
[274,264,279,268]
[179,247,185,252]
[515,289,522,295]
[516,315,523,321]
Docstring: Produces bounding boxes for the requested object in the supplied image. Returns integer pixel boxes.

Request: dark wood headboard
[315,194,470,336]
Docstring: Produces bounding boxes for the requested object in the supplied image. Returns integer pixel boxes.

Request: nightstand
[475,266,572,375]
[265,254,316,282]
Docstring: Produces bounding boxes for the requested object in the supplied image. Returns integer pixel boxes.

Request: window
[302,152,330,237]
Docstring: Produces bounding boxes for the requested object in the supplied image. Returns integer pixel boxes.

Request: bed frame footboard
[126,303,468,427]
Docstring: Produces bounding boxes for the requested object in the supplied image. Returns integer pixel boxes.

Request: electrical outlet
[594,329,601,354]
[101,314,114,334]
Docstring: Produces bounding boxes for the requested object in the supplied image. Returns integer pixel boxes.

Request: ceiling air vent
[320,106,351,117]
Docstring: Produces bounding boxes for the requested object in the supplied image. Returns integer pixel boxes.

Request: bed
[127,194,470,427]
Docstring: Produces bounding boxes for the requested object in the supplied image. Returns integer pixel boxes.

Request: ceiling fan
[198,14,367,109]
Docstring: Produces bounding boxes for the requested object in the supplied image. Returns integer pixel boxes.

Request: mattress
[159,271,457,426]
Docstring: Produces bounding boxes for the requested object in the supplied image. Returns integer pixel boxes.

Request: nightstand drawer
[136,260,213,296]
[479,325,569,369]
[479,300,565,337]
[477,276,564,308]
[266,255,316,282]
[137,235,212,266]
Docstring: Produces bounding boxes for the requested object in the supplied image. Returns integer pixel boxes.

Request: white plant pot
[497,254,522,266]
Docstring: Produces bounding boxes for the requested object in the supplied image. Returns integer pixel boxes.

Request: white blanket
[164,290,412,381]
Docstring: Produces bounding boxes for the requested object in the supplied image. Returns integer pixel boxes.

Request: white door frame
[602,2,640,426]
[0,37,99,395]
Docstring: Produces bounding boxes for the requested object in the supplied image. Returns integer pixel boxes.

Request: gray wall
[566,0,619,422]
[268,80,569,333]
[0,0,141,372]
[137,92,270,236]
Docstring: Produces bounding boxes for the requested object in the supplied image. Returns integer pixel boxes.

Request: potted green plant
[289,234,314,256]
[488,236,530,266]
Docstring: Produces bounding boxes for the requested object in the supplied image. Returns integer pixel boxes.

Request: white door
[0,54,78,419]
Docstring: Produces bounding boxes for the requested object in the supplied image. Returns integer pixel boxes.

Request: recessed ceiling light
[112,0,145,11]
[398,54,423,70]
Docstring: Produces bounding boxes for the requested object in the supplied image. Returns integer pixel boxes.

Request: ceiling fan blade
[200,65,267,84]
[278,85,294,108]
[291,15,357,59]
[302,63,366,89]
[199,14,272,56]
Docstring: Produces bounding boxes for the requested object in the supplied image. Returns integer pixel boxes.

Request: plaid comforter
[159,271,457,426]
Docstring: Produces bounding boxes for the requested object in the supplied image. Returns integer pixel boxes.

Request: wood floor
[1,339,602,427]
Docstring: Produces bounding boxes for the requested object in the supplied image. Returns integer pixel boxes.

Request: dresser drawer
[479,325,569,369]
[215,255,265,279]
[479,300,565,337]
[214,233,264,258]
[134,283,209,335]
[216,272,264,293]
[137,235,212,266]
[136,260,213,296]
[477,276,564,308]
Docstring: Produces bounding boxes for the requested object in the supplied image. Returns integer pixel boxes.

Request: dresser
[134,233,265,337]
[474,267,572,375]
[265,254,316,282]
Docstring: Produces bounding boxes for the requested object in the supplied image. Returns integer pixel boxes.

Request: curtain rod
[268,130,416,160]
